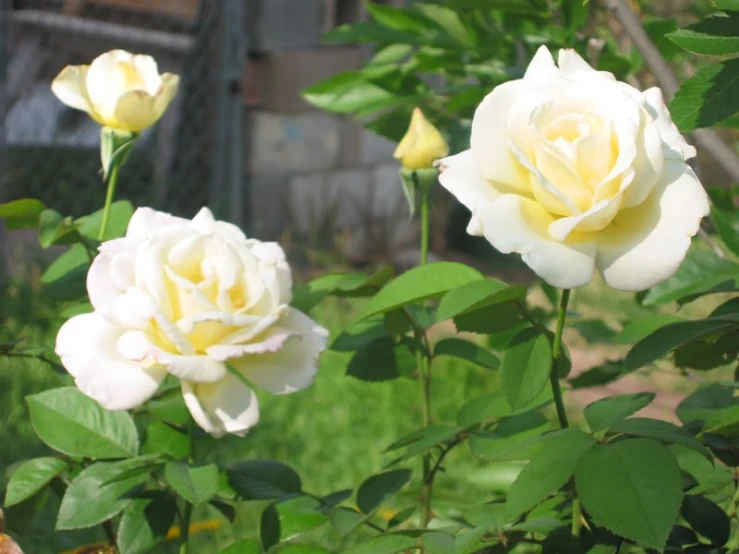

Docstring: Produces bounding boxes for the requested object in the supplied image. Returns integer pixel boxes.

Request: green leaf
[38,209,80,248]
[437,279,526,321]
[302,71,398,115]
[457,392,513,427]
[57,457,156,530]
[334,265,396,296]
[671,58,739,131]
[142,420,189,459]
[291,274,346,313]
[219,540,262,554]
[385,424,464,464]
[715,0,739,10]
[356,469,412,514]
[504,428,595,519]
[434,338,500,370]
[414,3,474,46]
[569,360,627,389]
[0,198,45,229]
[40,244,90,301]
[329,507,366,535]
[681,495,730,546]
[27,386,139,459]
[4,457,68,506]
[362,262,483,319]
[575,439,683,551]
[365,2,430,33]
[608,418,712,462]
[227,460,302,500]
[77,200,134,241]
[261,496,328,549]
[164,462,219,505]
[667,14,739,56]
[342,535,418,554]
[469,412,552,461]
[640,249,739,307]
[331,316,387,352]
[347,336,416,382]
[712,206,739,258]
[322,21,417,44]
[673,443,733,494]
[501,328,552,411]
[117,491,177,554]
[676,383,739,432]
[562,0,589,31]
[625,318,737,372]
[572,319,618,344]
[584,393,656,433]
[610,314,685,344]
[280,546,332,554]
[453,301,521,334]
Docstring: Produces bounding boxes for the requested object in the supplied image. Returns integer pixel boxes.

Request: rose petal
[643,86,697,161]
[154,73,179,120]
[127,207,188,239]
[557,49,595,75]
[131,54,162,95]
[182,375,259,437]
[51,65,96,116]
[231,310,328,395]
[117,330,225,383]
[113,89,158,133]
[470,81,531,191]
[524,46,559,80]
[596,160,709,291]
[478,194,598,288]
[438,150,501,236]
[55,313,166,410]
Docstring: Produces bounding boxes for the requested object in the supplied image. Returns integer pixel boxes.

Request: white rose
[51,49,179,133]
[55,207,328,437]
[439,46,709,291]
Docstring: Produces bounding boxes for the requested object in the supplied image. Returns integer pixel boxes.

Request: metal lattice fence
[0,0,228,219]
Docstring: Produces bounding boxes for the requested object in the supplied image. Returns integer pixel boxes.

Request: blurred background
[1,0,734,278]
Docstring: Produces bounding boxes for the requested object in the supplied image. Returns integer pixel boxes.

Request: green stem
[179,419,196,554]
[419,193,429,266]
[179,503,193,554]
[571,497,582,537]
[102,520,116,548]
[550,289,571,430]
[551,289,580,540]
[98,162,120,241]
[416,180,433,526]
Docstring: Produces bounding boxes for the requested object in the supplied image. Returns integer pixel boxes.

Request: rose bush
[51,49,179,133]
[55,207,327,437]
[439,46,709,291]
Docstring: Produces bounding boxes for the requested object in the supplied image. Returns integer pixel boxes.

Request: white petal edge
[231,309,328,395]
[51,65,95,115]
[182,374,259,438]
[478,194,598,289]
[126,207,188,239]
[524,46,559,80]
[438,150,502,236]
[470,81,531,191]
[596,160,709,291]
[55,312,166,410]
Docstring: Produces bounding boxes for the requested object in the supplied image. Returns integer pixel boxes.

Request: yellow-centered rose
[439,47,709,291]
[394,108,449,169]
[51,49,179,133]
